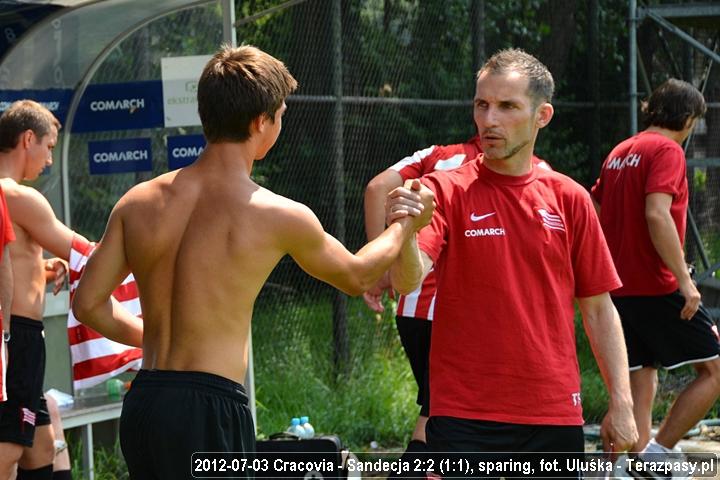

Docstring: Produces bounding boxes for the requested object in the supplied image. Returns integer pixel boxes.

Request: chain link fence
[58,0,719,445]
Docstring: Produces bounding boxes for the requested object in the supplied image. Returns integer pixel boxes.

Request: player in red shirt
[388,49,637,473]
[364,136,551,467]
[591,79,718,460]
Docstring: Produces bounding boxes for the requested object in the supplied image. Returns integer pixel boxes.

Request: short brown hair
[198,45,298,143]
[642,79,706,131]
[477,48,555,105]
[0,100,61,153]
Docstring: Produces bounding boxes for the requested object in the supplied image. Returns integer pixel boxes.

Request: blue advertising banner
[88,138,152,175]
[167,134,206,170]
[0,88,73,123]
[73,81,164,132]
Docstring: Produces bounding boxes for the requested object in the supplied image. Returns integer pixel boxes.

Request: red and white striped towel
[67,235,143,390]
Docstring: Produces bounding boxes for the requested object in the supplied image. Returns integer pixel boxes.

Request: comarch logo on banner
[161,55,211,128]
[168,135,206,170]
[74,81,164,132]
[88,138,152,175]
[89,98,145,112]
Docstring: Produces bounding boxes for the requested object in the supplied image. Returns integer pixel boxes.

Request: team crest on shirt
[537,208,565,232]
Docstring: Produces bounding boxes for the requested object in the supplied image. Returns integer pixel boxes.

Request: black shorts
[0,316,51,447]
[613,291,720,370]
[120,369,256,479]
[426,417,584,479]
[396,316,431,417]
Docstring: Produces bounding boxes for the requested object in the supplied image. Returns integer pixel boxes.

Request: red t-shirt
[390,136,551,320]
[0,186,14,260]
[591,131,687,296]
[418,159,620,425]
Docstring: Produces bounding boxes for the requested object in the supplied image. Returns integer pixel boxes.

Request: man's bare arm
[0,245,12,323]
[577,293,637,455]
[72,203,143,347]
[286,183,433,296]
[7,185,85,260]
[646,192,699,319]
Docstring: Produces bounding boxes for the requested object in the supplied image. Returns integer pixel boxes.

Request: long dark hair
[641,79,706,131]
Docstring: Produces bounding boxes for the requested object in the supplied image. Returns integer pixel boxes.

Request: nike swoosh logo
[470,212,496,222]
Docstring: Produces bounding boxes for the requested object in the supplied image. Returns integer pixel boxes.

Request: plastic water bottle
[75,383,107,400]
[300,416,315,439]
[287,417,306,438]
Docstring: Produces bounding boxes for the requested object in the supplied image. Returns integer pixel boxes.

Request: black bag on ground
[255,432,348,479]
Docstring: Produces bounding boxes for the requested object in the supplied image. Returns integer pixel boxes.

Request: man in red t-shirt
[388,49,637,472]
[364,136,551,464]
[591,79,717,459]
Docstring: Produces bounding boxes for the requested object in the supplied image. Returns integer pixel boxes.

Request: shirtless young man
[72,45,433,479]
[0,100,79,480]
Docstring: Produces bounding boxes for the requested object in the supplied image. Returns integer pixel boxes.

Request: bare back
[76,144,431,385]
[120,159,290,383]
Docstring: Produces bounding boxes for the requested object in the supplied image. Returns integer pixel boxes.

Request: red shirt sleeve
[570,189,622,297]
[645,144,686,197]
[0,187,15,248]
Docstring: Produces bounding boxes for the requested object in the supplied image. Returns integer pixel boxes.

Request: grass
[68,436,128,479]
[252,291,418,450]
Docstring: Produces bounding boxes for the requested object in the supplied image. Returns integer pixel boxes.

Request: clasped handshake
[385,179,436,230]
